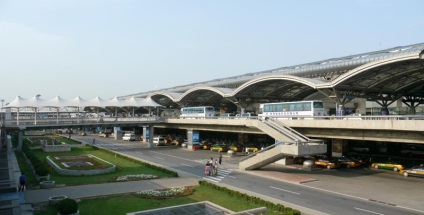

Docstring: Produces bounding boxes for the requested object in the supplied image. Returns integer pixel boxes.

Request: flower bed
[113,174,158,182]
[135,186,193,199]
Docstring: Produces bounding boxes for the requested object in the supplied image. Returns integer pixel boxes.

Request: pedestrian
[18,172,26,191]
[219,153,222,165]
[93,138,96,145]
[209,157,214,165]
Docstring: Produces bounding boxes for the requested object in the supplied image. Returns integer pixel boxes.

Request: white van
[153,137,165,146]
[123,133,136,141]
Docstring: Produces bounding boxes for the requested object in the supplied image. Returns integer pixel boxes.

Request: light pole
[1,99,4,118]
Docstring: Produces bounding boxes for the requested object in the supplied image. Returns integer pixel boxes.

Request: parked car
[153,137,165,146]
[78,132,87,136]
[245,145,259,153]
[399,164,424,177]
[314,158,341,169]
[210,144,228,152]
[98,133,108,138]
[343,113,363,120]
[335,157,361,168]
[123,133,136,141]
[371,160,404,172]
[171,138,184,146]
[200,142,213,150]
[228,144,242,152]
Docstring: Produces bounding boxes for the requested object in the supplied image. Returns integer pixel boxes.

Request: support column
[402,96,422,115]
[331,139,344,157]
[18,130,23,151]
[148,126,154,148]
[355,98,366,114]
[114,127,122,140]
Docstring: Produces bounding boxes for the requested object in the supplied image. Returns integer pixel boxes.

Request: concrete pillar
[331,139,343,157]
[142,126,147,141]
[148,126,154,148]
[186,129,199,145]
[18,130,23,151]
[336,105,346,116]
[355,98,366,114]
[397,98,402,109]
[114,130,122,140]
[187,129,193,145]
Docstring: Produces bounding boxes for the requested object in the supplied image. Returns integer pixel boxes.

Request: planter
[58,210,80,215]
[49,195,67,205]
[40,181,56,189]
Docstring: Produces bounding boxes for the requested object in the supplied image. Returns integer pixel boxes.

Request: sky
[0,0,423,105]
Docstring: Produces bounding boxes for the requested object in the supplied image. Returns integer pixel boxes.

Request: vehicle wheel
[327,165,331,169]
[393,167,398,172]
[403,172,408,177]
[374,165,379,169]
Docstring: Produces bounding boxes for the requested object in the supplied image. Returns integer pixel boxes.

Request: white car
[123,133,136,141]
[344,113,363,120]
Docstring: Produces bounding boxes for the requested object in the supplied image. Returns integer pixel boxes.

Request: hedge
[91,145,179,177]
[198,180,300,215]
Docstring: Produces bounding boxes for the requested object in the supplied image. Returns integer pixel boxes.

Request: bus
[180,106,216,118]
[259,100,325,119]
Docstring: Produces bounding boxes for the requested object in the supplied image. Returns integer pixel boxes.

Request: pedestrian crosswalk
[94,142,143,150]
[196,159,234,183]
[202,168,233,183]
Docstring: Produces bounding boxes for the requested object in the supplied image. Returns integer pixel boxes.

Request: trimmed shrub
[199,180,300,215]
[57,198,78,215]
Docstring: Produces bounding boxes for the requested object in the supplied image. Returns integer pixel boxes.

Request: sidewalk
[25,178,199,204]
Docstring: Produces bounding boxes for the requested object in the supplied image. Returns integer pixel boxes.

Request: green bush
[57,198,78,215]
[198,180,300,215]
[93,146,179,177]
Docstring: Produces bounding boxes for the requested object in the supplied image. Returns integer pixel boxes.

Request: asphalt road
[74,135,424,215]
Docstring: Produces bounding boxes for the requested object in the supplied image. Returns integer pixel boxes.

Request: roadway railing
[4,116,164,127]
[3,114,423,127]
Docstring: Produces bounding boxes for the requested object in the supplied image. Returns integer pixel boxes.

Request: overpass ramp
[239,142,327,170]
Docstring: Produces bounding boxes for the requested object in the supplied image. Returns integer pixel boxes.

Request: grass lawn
[32,146,175,186]
[14,151,38,189]
[34,185,295,215]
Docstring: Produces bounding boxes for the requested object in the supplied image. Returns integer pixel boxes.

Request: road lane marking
[354,207,384,215]
[228,176,236,178]
[270,186,300,195]
[154,156,164,160]
[396,205,424,214]
[203,177,220,183]
[181,163,194,167]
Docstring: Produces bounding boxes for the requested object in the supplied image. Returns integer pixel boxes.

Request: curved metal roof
[122,43,424,99]
[119,43,424,108]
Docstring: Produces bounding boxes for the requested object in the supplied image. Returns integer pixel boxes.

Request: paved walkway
[25,178,199,204]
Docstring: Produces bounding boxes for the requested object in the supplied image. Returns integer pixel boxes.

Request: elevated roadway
[3,116,424,144]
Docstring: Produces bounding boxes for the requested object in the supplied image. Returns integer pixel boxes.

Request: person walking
[92,138,96,145]
[218,153,222,165]
[18,172,26,191]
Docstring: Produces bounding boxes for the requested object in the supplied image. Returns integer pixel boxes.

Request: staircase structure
[240,118,327,170]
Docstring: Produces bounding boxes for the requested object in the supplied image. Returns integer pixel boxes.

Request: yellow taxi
[335,157,361,168]
[245,145,259,153]
[228,144,242,152]
[399,164,424,177]
[314,158,341,169]
[98,133,109,138]
[201,142,212,150]
[371,161,404,172]
[210,144,228,152]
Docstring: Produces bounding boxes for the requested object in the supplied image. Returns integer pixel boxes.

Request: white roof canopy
[4,96,162,109]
